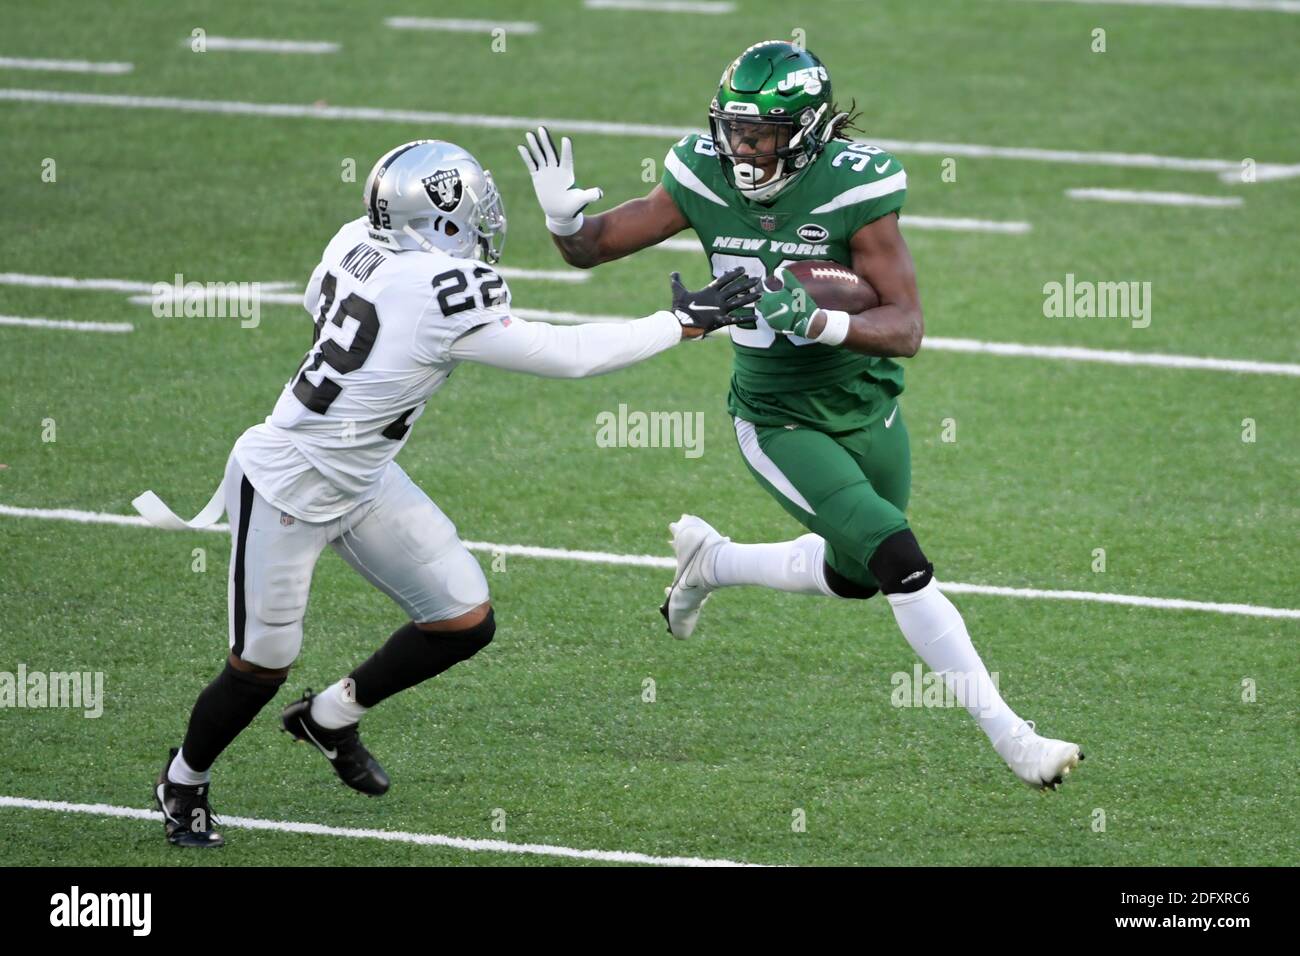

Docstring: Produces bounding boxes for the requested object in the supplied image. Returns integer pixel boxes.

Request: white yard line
[924,336,1300,376]
[936,582,1297,618]
[0,273,295,294]
[189,37,340,54]
[384,17,540,34]
[1,88,1294,181]
[125,292,304,307]
[0,314,132,333]
[520,307,1300,377]
[495,266,589,283]
[0,269,586,302]
[1066,188,1243,208]
[0,56,132,74]
[0,503,1295,620]
[1010,0,1300,13]
[657,238,708,252]
[903,215,1033,233]
[0,796,758,866]
[5,273,1294,376]
[0,272,154,294]
[584,0,737,12]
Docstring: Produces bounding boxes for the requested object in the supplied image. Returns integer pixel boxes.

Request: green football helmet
[709,40,845,203]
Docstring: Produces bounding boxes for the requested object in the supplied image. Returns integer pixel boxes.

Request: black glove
[670,267,762,337]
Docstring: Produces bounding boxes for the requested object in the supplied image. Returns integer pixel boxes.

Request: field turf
[0,0,1296,866]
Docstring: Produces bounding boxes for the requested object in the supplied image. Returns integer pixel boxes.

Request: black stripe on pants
[231,476,255,659]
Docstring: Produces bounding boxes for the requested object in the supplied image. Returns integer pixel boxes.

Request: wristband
[545,213,584,237]
[813,308,850,346]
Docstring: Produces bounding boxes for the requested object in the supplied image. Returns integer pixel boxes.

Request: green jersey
[661,133,907,432]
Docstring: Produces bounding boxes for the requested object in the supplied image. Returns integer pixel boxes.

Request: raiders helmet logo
[422,169,463,212]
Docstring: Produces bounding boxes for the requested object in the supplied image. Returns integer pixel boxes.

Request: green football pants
[731,404,911,591]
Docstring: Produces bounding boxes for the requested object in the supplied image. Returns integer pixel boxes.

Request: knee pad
[438,548,491,612]
[866,529,933,595]
[256,561,313,626]
[822,560,879,600]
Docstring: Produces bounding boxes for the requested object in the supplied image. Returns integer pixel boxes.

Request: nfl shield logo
[758,215,777,232]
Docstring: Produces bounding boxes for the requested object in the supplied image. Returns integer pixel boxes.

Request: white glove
[517,126,603,237]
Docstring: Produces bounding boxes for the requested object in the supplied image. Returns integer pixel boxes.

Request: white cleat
[994,720,1084,791]
[659,514,728,639]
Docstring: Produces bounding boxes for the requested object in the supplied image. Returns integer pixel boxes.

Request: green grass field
[0,0,1296,867]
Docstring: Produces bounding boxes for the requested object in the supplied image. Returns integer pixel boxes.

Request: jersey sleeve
[812,147,908,237]
[302,261,326,318]
[411,264,514,365]
[660,132,730,227]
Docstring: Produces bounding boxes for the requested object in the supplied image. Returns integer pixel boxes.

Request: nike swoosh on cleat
[662,528,711,636]
[156,784,178,823]
[300,723,338,760]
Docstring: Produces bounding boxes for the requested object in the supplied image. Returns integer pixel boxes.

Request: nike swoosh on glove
[669,267,762,337]
[755,269,819,338]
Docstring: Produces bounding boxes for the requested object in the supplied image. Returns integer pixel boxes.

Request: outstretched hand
[670,267,762,339]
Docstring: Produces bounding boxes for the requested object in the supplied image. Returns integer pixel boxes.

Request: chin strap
[402,224,474,258]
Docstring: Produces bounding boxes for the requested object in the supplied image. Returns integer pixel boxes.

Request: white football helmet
[362,140,507,263]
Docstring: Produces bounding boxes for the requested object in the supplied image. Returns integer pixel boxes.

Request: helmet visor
[712,116,794,162]
[709,112,799,195]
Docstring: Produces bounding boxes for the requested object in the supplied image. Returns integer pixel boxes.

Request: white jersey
[235,217,510,521]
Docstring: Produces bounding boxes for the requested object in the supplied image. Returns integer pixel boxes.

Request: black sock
[350,610,495,709]
[180,662,285,772]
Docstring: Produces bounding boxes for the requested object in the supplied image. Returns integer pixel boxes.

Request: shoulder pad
[810,142,907,215]
[664,132,729,207]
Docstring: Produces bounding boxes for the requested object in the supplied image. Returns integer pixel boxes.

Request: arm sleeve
[447,312,682,379]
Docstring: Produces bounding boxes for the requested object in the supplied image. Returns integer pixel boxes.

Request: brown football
[767,259,879,313]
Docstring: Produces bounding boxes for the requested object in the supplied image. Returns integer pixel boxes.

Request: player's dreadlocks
[829,100,865,141]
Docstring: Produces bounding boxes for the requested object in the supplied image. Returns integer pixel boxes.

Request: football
[769,259,880,313]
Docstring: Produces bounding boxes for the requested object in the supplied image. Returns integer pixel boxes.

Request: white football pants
[222,454,489,669]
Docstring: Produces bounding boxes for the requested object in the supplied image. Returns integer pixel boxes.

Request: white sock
[167,747,210,786]
[705,533,838,596]
[311,678,368,730]
[886,579,1021,744]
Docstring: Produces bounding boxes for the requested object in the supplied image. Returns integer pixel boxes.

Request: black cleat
[281,690,390,796]
[154,748,224,848]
